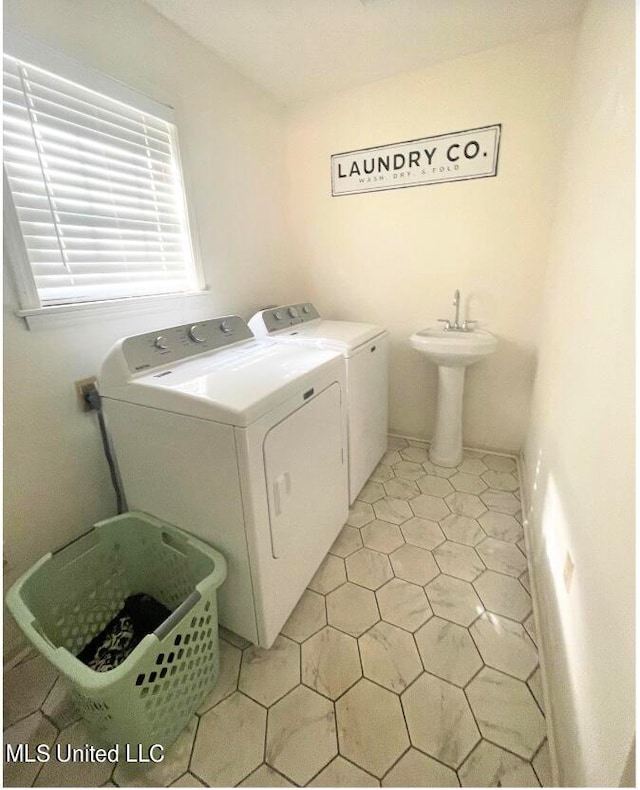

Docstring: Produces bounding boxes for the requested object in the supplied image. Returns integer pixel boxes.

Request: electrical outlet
[563,551,575,592]
[75,376,98,412]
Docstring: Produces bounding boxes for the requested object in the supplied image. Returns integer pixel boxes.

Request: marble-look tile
[239,635,300,706]
[170,772,207,787]
[383,477,420,500]
[326,582,380,636]
[370,463,394,483]
[476,537,527,577]
[466,668,546,759]
[309,755,379,787]
[373,497,413,525]
[358,481,386,503]
[191,693,265,787]
[444,492,487,520]
[359,621,422,693]
[40,676,81,730]
[470,613,538,680]
[381,747,459,787]
[480,491,520,515]
[389,544,439,585]
[280,589,326,642]
[346,548,394,590]
[425,575,484,627]
[416,474,454,497]
[376,578,432,632]
[482,454,517,473]
[197,637,241,713]
[401,517,446,550]
[478,511,524,543]
[361,521,405,554]
[402,673,480,768]
[348,500,376,528]
[393,460,427,481]
[458,740,540,787]
[410,493,451,521]
[400,445,430,463]
[519,570,531,594]
[482,470,519,492]
[458,457,488,475]
[266,686,337,785]
[474,571,532,622]
[308,554,347,594]
[533,740,553,786]
[527,667,545,713]
[524,613,537,645]
[440,514,485,546]
[330,525,364,557]
[381,449,402,466]
[3,653,58,728]
[302,626,361,699]
[450,472,488,495]
[336,679,410,779]
[415,617,482,686]
[238,764,293,787]
[37,719,117,788]
[3,711,57,788]
[433,541,485,581]
[113,717,197,788]
[387,435,409,450]
[220,625,251,650]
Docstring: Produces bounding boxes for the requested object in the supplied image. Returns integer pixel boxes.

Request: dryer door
[262,382,347,638]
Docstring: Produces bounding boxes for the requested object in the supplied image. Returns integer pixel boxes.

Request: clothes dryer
[100,315,348,647]
[249,303,389,503]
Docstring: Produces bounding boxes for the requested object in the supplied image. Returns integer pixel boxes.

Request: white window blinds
[3,52,198,306]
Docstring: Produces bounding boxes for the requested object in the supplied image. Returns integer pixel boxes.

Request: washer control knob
[302,304,310,314]
[220,319,233,335]
[288,306,299,318]
[274,310,284,320]
[154,335,169,351]
[188,324,207,343]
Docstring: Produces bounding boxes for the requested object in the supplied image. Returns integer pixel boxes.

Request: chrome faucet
[438,290,478,332]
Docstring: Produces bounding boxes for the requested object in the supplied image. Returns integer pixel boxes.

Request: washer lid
[271,320,386,355]
[100,339,343,427]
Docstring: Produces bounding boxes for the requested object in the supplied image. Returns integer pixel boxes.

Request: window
[3,34,202,319]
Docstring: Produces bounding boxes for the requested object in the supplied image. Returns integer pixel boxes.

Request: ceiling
[143,0,586,105]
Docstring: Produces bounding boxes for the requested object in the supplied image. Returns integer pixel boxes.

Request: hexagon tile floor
[4,437,552,788]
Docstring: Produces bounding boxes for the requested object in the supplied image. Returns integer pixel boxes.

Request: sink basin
[410,327,497,367]
[409,326,497,467]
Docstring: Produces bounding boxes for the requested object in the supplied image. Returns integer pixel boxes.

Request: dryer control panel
[254,303,320,333]
[122,315,253,373]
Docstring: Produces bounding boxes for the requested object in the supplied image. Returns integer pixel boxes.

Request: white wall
[3,0,288,657]
[523,0,634,786]
[284,28,578,452]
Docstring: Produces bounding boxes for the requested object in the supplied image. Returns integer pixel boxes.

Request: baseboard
[517,451,561,787]
[387,431,518,459]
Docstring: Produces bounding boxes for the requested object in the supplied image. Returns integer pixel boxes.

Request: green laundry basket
[6,511,227,751]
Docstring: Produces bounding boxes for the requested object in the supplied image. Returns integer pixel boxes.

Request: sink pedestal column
[430,365,465,467]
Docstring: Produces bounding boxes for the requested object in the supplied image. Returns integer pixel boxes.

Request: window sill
[17,290,213,331]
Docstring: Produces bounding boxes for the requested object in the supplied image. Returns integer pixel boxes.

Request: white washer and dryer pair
[99,315,348,648]
[249,303,389,503]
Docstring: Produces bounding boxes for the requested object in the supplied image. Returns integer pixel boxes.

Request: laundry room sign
[331,124,501,196]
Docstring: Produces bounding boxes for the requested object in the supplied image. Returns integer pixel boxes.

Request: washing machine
[248,303,389,503]
[99,315,348,648]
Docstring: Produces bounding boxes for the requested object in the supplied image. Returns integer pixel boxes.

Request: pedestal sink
[410,327,497,467]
